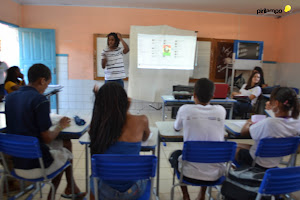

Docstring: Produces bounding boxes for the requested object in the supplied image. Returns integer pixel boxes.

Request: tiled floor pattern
[2,107,300,200]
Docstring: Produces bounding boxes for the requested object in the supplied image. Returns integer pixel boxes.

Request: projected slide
[137,34,196,70]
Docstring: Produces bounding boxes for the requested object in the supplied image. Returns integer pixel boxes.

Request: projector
[173,91,193,100]
[172,85,194,100]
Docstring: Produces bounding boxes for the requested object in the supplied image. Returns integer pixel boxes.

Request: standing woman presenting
[101,32,129,88]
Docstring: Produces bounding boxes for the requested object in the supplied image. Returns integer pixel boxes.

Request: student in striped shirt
[101,32,129,88]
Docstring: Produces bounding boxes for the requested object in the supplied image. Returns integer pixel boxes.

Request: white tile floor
[3,106,300,199]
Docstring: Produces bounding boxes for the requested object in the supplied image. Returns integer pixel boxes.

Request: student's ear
[41,77,47,85]
[193,93,199,104]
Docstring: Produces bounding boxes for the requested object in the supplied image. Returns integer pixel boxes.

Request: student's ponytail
[291,92,300,119]
[270,87,299,119]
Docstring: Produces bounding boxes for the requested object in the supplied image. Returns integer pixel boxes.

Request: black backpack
[221,166,279,200]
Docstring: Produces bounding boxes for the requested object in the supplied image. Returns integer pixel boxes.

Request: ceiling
[13,0,299,17]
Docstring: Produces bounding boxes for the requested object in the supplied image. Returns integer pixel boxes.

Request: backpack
[227,73,246,89]
[221,166,278,200]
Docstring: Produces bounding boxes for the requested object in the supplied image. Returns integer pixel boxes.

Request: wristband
[57,125,64,131]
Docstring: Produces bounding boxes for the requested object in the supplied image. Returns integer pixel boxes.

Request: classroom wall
[0,0,21,26]
[20,5,279,80]
[275,13,300,90]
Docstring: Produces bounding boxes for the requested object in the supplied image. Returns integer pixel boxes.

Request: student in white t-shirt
[236,87,300,169]
[170,78,226,200]
[100,32,129,88]
[231,72,261,118]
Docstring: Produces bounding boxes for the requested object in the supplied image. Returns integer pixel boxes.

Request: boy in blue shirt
[5,64,84,199]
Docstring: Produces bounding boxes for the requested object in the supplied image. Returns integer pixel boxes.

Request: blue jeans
[105,79,124,88]
[232,101,252,118]
[90,178,148,200]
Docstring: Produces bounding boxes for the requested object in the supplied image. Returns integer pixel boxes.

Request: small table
[161,95,236,120]
[44,85,64,114]
[78,127,158,194]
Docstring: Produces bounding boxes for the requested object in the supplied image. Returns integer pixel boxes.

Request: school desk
[161,95,236,120]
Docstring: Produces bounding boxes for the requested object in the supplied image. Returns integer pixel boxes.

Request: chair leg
[71,164,75,200]
[170,183,181,200]
[0,174,6,199]
[5,177,9,198]
[38,183,42,198]
[172,169,175,185]
[20,180,25,191]
[93,178,98,200]
[170,185,176,200]
[208,186,212,200]
[48,182,55,200]
[255,193,262,200]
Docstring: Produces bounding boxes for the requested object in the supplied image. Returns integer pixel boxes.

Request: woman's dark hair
[5,66,20,84]
[253,66,265,85]
[28,64,51,83]
[245,71,261,90]
[194,78,215,103]
[107,32,120,48]
[89,82,128,154]
[270,87,299,119]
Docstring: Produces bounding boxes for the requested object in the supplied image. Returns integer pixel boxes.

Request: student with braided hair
[89,82,150,200]
[236,87,300,169]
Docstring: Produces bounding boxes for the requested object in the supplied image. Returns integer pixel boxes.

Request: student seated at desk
[236,87,300,169]
[89,82,150,200]
[5,64,84,200]
[253,66,267,88]
[4,66,25,94]
[169,78,226,200]
[231,72,261,118]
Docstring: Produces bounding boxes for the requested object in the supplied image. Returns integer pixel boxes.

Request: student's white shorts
[14,139,73,179]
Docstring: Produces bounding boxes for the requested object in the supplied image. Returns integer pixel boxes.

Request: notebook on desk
[213,84,229,99]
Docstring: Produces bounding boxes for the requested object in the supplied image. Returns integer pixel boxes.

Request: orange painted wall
[277,13,300,63]
[0,0,21,26]
[19,6,279,79]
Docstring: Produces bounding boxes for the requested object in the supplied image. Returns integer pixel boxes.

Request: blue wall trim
[56,54,69,57]
[263,61,277,64]
[0,20,19,28]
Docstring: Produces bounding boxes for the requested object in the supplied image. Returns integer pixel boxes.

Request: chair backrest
[255,137,299,158]
[258,166,300,195]
[0,133,42,159]
[182,141,237,163]
[91,154,157,181]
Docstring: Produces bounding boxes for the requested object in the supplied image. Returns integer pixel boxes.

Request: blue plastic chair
[171,141,237,200]
[252,137,300,167]
[91,154,157,200]
[0,133,74,200]
[255,166,300,200]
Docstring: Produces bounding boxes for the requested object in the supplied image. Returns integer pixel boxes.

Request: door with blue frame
[19,28,57,109]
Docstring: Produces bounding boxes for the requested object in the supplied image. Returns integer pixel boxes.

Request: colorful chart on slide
[137,34,196,70]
